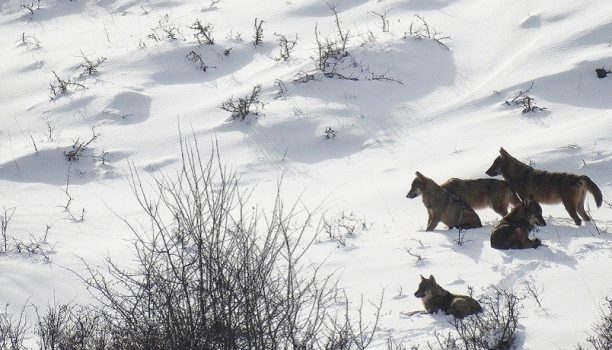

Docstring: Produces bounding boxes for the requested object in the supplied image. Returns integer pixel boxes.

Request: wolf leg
[576,197,591,222]
[561,194,582,226]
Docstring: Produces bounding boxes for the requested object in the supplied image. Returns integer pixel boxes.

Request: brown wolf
[441,178,520,216]
[490,196,545,250]
[414,275,482,318]
[407,172,482,231]
[486,148,603,226]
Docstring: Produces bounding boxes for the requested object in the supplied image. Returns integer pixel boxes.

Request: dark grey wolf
[490,196,545,250]
[486,148,603,225]
[414,275,482,318]
[441,178,520,216]
[407,172,483,231]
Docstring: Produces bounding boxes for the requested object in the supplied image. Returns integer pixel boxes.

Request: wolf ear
[499,147,509,158]
[420,274,426,280]
[429,275,435,282]
[415,171,424,178]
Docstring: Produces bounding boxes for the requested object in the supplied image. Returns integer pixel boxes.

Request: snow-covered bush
[577,298,612,350]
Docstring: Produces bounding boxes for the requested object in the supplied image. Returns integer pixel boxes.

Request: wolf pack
[407,148,604,318]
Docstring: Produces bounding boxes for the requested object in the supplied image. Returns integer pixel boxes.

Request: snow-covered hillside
[1,0,612,348]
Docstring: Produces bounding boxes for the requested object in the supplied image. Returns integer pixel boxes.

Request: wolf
[441,178,520,216]
[486,148,603,226]
[414,275,483,319]
[407,172,482,231]
[490,195,545,250]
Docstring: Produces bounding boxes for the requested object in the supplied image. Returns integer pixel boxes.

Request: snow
[1,0,612,348]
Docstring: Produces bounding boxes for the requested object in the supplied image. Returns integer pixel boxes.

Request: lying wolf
[407,172,482,231]
[414,275,482,318]
[491,195,546,250]
[441,178,520,216]
[486,148,603,226]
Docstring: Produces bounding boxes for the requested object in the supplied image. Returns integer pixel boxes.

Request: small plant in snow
[78,52,107,76]
[186,50,210,72]
[370,10,390,33]
[274,33,298,61]
[322,211,370,247]
[49,71,86,100]
[21,0,41,15]
[148,14,181,42]
[252,18,264,46]
[220,84,264,120]
[189,19,214,45]
[577,298,612,350]
[20,32,41,49]
[404,15,450,49]
[0,304,28,349]
[64,127,99,161]
[447,287,523,350]
[324,126,336,140]
[504,82,547,114]
[0,207,16,253]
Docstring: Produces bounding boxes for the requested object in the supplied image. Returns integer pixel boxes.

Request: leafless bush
[322,211,370,247]
[76,139,384,349]
[20,32,41,49]
[0,304,28,350]
[314,5,353,79]
[448,287,523,350]
[404,15,450,49]
[275,33,298,61]
[324,126,337,140]
[64,127,99,161]
[21,0,40,15]
[186,50,210,72]
[220,84,264,120]
[504,82,547,114]
[189,19,214,45]
[49,71,86,100]
[78,52,106,76]
[370,11,390,32]
[577,298,612,350]
[1,207,16,253]
[253,18,265,46]
[148,14,180,42]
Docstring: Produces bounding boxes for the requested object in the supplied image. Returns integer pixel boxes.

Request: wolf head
[523,195,546,227]
[485,148,513,177]
[406,171,427,198]
[414,275,438,298]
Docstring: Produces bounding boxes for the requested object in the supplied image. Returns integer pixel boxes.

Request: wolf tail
[582,176,603,207]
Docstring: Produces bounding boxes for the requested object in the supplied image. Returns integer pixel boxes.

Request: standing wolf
[486,148,603,226]
[491,195,546,250]
[414,275,482,318]
[441,178,520,216]
[407,172,482,231]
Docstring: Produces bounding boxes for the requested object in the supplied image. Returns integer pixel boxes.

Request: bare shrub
[577,298,612,350]
[275,33,298,61]
[20,32,41,49]
[78,52,107,76]
[220,84,264,120]
[189,19,214,45]
[253,18,265,46]
[448,287,523,350]
[148,14,180,42]
[1,207,16,253]
[404,15,450,49]
[64,127,99,161]
[49,72,86,100]
[0,304,29,350]
[504,82,547,114]
[77,139,383,349]
[21,0,40,15]
[186,50,210,71]
[314,5,353,79]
